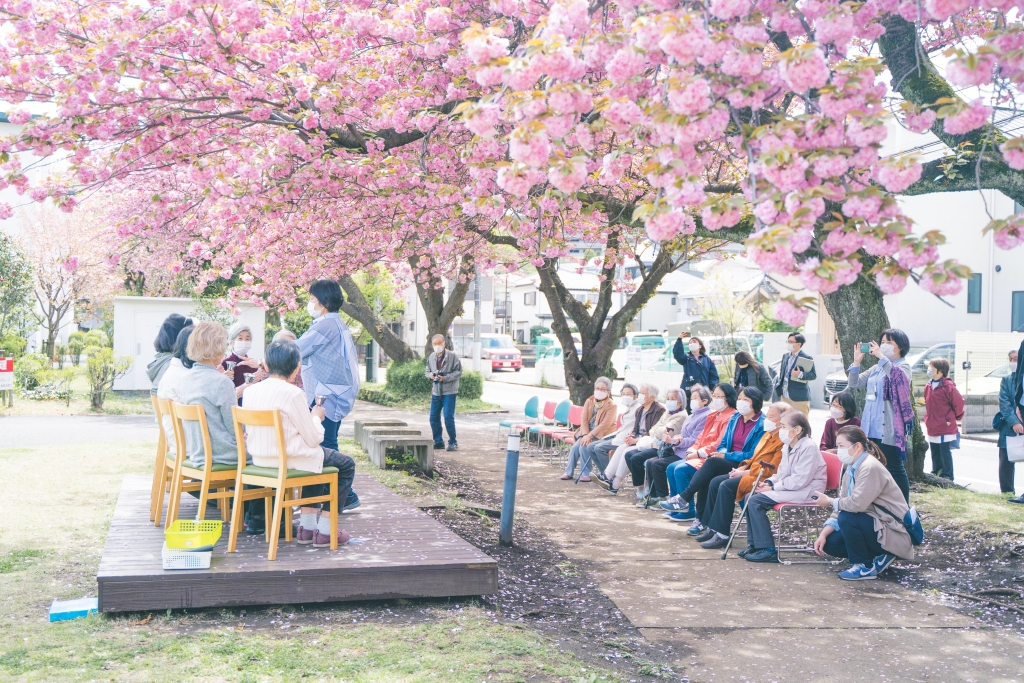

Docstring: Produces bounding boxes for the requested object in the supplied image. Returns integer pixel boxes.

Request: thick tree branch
[338,274,416,363]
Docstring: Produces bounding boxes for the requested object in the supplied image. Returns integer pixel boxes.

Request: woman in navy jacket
[673,335,719,412]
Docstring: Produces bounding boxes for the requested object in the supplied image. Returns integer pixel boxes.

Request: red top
[694,407,737,452]
[730,413,760,452]
[222,353,259,388]
[924,377,965,437]
[820,416,862,451]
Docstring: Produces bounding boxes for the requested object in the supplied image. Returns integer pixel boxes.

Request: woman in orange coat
[698,402,787,549]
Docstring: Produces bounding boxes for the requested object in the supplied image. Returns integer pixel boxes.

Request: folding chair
[551,405,583,466]
[498,396,539,450]
[149,395,169,523]
[536,400,572,458]
[524,400,557,454]
[166,402,241,526]
[227,407,341,560]
[774,452,844,565]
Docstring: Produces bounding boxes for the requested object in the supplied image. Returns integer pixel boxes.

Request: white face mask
[690,398,702,411]
[787,342,797,353]
[594,389,608,401]
[233,341,251,356]
[621,395,635,407]
[736,399,752,415]
[433,345,445,355]
[926,366,936,378]
[830,407,844,420]
[637,392,646,403]
[779,428,793,444]
[666,400,679,412]
[836,446,854,465]
[689,343,700,353]
[763,418,777,432]
[306,299,322,319]
[880,342,896,358]
[711,398,726,412]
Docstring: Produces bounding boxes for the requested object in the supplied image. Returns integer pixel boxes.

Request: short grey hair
[431,334,446,343]
[620,382,638,397]
[594,376,612,391]
[665,387,684,402]
[689,384,712,404]
[273,329,297,342]
[639,382,660,400]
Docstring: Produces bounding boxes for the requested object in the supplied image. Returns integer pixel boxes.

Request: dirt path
[346,402,1024,682]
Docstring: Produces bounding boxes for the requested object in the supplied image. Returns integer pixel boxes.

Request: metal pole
[472,265,482,372]
[499,433,521,546]
[371,338,380,383]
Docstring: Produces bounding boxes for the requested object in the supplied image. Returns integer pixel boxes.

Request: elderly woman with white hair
[598,383,667,494]
[222,320,266,403]
[561,376,619,482]
[619,386,687,498]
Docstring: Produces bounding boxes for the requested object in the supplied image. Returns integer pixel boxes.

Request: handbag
[1007,435,1024,462]
[874,502,924,546]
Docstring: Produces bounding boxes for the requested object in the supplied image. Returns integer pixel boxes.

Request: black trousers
[929,441,954,480]
[300,448,356,512]
[645,454,681,498]
[706,474,743,535]
[626,448,660,487]
[871,439,910,503]
[999,447,1018,494]
[681,458,735,522]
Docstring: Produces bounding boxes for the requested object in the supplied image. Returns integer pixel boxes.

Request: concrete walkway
[0,415,158,448]
[346,401,1024,682]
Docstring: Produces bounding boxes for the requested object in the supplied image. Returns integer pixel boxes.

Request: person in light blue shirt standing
[296,280,360,451]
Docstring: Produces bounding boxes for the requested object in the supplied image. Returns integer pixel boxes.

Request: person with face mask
[732,351,773,399]
[425,334,463,451]
[673,334,719,412]
[998,349,1024,500]
[561,376,619,481]
[615,388,689,495]
[223,322,267,404]
[820,391,860,453]
[598,384,661,493]
[742,410,827,563]
[923,357,964,481]
[772,333,816,416]
[846,328,913,502]
[811,425,914,580]
[638,386,713,500]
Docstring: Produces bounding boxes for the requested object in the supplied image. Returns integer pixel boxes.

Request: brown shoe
[296,526,315,545]
[312,529,351,548]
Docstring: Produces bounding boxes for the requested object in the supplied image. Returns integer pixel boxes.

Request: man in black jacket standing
[773,332,816,416]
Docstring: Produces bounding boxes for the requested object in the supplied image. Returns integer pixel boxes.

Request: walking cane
[721,461,777,560]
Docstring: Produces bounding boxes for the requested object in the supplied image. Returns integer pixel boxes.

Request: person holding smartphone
[845,328,913,502]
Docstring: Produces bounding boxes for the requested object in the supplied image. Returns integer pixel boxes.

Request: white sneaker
[635,487,649,501]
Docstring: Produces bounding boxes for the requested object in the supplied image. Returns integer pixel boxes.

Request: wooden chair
[150,397,180,527]
[165,402,241,526]
[149,395,168,523]
[228,406,340,559]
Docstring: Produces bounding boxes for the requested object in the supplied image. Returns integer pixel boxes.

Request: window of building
[524,292,536,306]
[967,273,982,313]
[1013,291,1024,332]
[670,296,677,306]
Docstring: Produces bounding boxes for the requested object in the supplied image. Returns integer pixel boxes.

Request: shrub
[0,333,26,359]
[84,346,133,410]
[458,370,483,400]
[84,329,110,348]
[13,353,51,391]
[67,332,87,365]
[529,325,550,344]
[385,359,433,398]
[357,385,399,406]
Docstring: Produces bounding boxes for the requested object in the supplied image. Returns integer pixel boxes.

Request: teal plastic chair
[498,396,539,449]
[536,399,573,456]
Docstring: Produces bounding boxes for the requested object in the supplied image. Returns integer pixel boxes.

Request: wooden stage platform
[97,474,498,613]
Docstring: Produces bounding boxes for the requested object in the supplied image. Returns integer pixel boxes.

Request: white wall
[113,297,266,391]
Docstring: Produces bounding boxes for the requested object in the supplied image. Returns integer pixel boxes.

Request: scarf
[883,362,914,455]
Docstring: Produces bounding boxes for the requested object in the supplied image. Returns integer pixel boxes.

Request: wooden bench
[360,427,422,452]
[353,419,408,445]
[367,435,434,474]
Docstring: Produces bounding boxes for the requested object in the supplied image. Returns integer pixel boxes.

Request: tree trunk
[413,255,473,358]
[338,274,417,364]
[822,268,928,480]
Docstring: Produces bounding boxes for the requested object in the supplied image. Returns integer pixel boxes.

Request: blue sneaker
[872,553,897,575]
[686,521,705,536]
[744,547,779,563]
[660,500,686,511]
[838,563,878,581]
[666,512,693,522]
[343,492,361,512]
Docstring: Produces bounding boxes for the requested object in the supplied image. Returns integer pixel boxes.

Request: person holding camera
[426,334,462,451]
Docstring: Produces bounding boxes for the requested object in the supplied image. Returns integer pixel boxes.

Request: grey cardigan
[426,351,462,396]
[175,363,244,467]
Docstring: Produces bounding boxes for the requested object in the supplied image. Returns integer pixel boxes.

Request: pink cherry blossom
[644,208,695,241]
[903,109,936,134]
[774,298,809,327]
[778,46,830,92]
[919,264,964,296]
[943,100,991,136]
[873,158,923,193]
[548,157,588,193]
[875,270,908,294]
[1000,139,1024,170]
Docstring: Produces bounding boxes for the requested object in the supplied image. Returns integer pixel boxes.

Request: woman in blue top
[673,335,719,411]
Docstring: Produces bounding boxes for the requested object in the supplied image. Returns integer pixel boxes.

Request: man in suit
[773,332,816,416]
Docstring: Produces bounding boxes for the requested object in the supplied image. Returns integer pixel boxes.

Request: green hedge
[383,359,483,400]
[357,385,399,406]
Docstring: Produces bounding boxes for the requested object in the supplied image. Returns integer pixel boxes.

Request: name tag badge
[865,391,876,402]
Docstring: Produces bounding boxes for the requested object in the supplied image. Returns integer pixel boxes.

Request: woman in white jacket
[741,410,827,563]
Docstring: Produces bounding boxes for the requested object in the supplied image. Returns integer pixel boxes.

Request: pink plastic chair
[773,451,844,565]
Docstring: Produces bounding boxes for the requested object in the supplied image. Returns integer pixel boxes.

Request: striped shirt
[295,313,360,422]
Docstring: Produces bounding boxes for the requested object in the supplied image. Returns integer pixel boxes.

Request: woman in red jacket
[924,357,965,480]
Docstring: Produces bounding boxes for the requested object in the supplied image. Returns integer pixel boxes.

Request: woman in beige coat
[812,425,914,580]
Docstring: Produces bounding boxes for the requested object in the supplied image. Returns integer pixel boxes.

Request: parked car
[463,333,523,371]
[968,361,1016,396]
[613,332,667,377]
[823,369,848,405]
[907,342,955,399]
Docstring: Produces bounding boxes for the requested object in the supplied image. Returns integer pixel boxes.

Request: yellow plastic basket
[164,520,223,550]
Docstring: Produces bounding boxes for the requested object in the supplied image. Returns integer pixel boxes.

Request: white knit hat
[227,321,252,343]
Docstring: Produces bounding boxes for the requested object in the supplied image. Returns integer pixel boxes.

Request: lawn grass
[914,484,1024,536]
[0,437,615,683]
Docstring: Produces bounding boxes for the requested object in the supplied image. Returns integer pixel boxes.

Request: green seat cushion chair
[242,465,339,479]
[168,456,236,472]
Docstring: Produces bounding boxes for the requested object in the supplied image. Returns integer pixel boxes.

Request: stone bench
[367,435,434,474]
[360,427,422,452]
[354,419,408,445]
